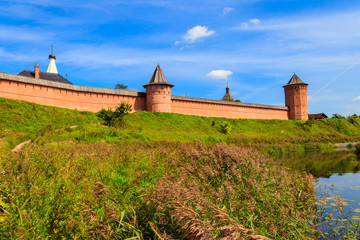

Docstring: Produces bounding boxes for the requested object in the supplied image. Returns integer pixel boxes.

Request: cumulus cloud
[222,7,234,16]
[206,70,233,79]
[353,96,360,101]
[179,25,215,44]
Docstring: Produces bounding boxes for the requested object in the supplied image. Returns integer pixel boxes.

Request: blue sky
[0,0,360,116]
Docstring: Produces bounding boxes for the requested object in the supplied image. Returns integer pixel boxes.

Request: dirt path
[11,125,78,153]
[11,140,32,153]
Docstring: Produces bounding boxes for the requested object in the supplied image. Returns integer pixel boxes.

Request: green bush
[97,102,132,127]
[218,121,232,134]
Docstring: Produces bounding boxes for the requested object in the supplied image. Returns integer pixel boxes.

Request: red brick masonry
[0,72,291,120]
[284,84,308,120]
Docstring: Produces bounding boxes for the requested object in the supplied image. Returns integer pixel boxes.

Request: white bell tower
[46,45,58,74]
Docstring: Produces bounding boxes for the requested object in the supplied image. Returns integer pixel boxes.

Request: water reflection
[280,151,360,178]
[278,150,360,238]
[316,173,360,239]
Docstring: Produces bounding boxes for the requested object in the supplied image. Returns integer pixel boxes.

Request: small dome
[48,53,56,60]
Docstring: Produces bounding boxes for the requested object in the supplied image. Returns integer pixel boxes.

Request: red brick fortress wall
[171,96,289,120]
[0,72,291,120]
[0,73,146,112]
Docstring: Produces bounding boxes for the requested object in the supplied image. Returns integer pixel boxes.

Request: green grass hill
[1,97,360,152]
[1,98,360,239]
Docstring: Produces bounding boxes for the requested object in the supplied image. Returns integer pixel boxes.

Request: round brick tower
[283,73,308,120]
[143,64,174,112]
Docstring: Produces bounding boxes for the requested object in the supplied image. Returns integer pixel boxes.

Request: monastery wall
[0,72,290,120]
[171,96,289,120]
[0,73,146,112]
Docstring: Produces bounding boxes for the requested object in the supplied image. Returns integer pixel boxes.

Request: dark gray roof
[143,64,174,87]
[17,70,72,85]
[284,73,307,87]
[222,87,234,101]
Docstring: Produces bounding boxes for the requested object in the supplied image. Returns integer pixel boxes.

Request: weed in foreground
[146,144,315,239]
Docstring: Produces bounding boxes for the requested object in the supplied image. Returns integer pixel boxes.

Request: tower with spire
[222,84,234,101]
[143,64,174,112]
[46,45,58,74]
[283,73,308,120]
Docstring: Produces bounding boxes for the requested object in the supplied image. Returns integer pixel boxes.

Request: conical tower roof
[222,86,234,101]
[284,73,307,87]
[143,64,174,88]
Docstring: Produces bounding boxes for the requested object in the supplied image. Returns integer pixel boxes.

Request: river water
[279,151,360,238]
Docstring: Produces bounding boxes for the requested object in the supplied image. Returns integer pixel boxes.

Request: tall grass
[0,141,315,239]
[145,144,315,239]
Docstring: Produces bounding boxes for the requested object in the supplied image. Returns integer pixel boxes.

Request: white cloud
[206,70,233,79]
[222,7,234,16]
[181,25,215,44]
[249,18,261,24]
[234,10,360,48]
[353,96,360,101]
[240,18,261,29]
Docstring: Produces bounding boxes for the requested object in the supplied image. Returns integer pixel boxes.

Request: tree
[332,113,344,119]
[97,102,132,127]
[114,83,128,89]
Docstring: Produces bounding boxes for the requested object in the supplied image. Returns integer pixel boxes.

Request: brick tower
[143,64,174,112]
[283,73,308,120]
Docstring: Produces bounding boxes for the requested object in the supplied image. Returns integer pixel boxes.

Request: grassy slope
[1,98,360,239]
[125,111,360,145]
[0,97,98,149]
[2,97,360,149]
